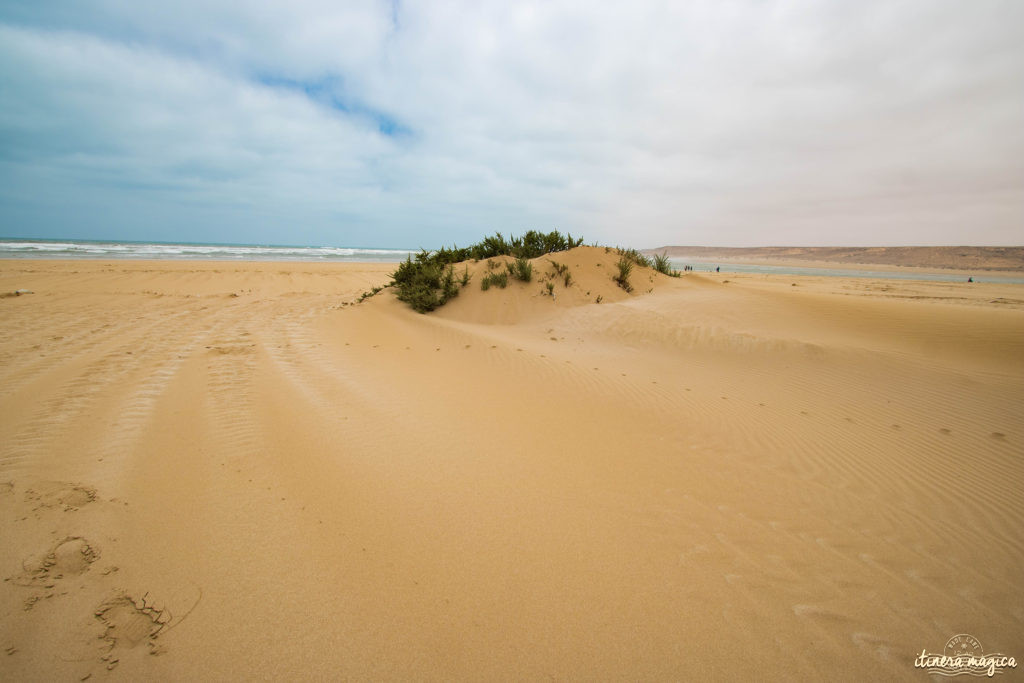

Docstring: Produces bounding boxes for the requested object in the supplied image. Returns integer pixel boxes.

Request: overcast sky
[1,1,1022,248]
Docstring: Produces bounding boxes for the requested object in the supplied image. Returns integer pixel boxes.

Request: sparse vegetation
[548,260,572,286]
[511,257,533,282]
[616,247,652,269]
[357,285,385,303]
[652,252,681,277]
[481,271,508,291]
[614,256,634,292]
[546,282,554,296]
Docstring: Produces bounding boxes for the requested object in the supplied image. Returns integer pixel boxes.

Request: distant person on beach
[968,276,973,282]
[716,266,720,273]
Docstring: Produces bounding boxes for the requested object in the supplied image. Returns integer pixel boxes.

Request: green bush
[511,257,533,282]
[426,230,585,265]
[651,252,682,277]
[392,257,462,313]
[652,252,671,275]
[614,256,634,292]
[391,230,585,312]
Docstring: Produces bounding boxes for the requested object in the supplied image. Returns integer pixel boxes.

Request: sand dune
[1,252,1022,680]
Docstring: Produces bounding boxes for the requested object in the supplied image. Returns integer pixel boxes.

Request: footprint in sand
[94,593,171,656]
[23,483,97,512]
[85,585,201,670]
[991,432,1006,439]
[10,536,100,588]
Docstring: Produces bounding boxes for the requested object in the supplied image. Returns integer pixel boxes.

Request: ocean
[0,238,415,263]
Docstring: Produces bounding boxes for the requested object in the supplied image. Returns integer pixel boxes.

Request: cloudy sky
[1,1,1021,248]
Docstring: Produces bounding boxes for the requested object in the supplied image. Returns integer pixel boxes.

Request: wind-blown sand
[1,251,1021,680]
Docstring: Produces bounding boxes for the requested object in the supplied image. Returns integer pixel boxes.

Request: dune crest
[418,246,679,324]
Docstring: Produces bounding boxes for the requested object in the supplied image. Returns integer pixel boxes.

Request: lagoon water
[669,257,1024,284]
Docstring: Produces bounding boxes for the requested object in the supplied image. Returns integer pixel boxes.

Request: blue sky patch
[257,73,412,139]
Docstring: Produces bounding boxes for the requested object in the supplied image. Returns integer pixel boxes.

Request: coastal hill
[646,246,1024,271]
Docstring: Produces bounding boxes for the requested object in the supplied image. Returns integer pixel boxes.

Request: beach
[1,252,1022,679]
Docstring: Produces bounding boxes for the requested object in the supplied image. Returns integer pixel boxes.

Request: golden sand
[1,251,1021,680]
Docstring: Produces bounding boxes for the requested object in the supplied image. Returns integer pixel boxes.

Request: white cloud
[1,1,1022,247]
